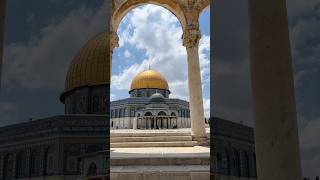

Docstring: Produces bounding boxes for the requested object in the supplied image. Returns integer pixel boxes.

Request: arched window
[242,152,250,177]
[115,109,118,118]
[16,151,27,178]
[87,162,97,176]
[144,112,153,116]
[223,148,231,175]
[111,110,114,118]
[158,111,166,116]
[119,109,122,118]
[30,149,41,177]
[66,145,80,173]
[171,112,176,116]
[3,154,14,179]
[44,146,54,175]
[131,109,135,116]
[233,149,241,177]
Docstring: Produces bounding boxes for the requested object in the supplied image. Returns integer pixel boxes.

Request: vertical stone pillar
[54,140,64,175]
[39,147,46,176]
[133,117,137,129]
[0,0,5,87]
[183,27,207,141]
[110,31,119,73]
[25,148,31,177]
[249,0,302,179]
[11,153,16,179]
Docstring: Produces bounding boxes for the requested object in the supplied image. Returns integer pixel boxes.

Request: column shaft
[249,0,302,179]
[186,46,206,138]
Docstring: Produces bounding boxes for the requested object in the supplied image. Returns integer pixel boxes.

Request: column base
[192,136,209,146]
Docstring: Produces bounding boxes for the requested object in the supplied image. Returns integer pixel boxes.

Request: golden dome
[61,32,110,100]
[130,70,169,92]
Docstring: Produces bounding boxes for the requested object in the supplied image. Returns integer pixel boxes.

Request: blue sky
[111,5,211,117]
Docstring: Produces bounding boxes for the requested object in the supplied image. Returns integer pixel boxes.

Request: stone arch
[110,0,209,141]
[111,0,187,33]
[16,151,27,178]
[144,112,153,116]
[158,111,166,116]
[198,2,210,18]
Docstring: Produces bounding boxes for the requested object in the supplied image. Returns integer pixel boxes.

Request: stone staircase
[110,130,210,180]
[110,131,198,148]
[110,148,210,180]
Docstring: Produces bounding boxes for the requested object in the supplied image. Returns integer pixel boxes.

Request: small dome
[61,32,109,102]
[149,93,165,103]
[130,70,169,92]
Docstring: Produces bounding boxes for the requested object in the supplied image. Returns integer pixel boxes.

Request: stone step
[111,157,210,166]
[110,165,210,180]
[111,136,192,143]
[111,141,198,148]
[111,132,191,137]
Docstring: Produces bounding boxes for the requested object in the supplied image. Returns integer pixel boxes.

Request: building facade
[211,118,257,179]
[0,115,107,180]
[110,69,191,130]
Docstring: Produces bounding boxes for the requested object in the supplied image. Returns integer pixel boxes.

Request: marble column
[133,117,137,129]
[137,118,141,129]
[183,26,207,141]
[147,117,151,129]
[163,118,167,129]
[249,0,302,179]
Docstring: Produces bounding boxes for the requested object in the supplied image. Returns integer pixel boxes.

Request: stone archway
[110,0,210,143]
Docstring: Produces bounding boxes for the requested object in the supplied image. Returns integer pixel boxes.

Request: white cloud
[112,5,210,114]
[203,98,210,118]
[2,2,108,90]
[124,49,132,58]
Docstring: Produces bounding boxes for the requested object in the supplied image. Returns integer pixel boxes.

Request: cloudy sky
[0,0,107,125]
[0,0,319,178]
[110,5,210,117]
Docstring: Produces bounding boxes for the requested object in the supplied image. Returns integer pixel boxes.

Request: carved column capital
[110,31,119,50]
[183,25,201,49]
